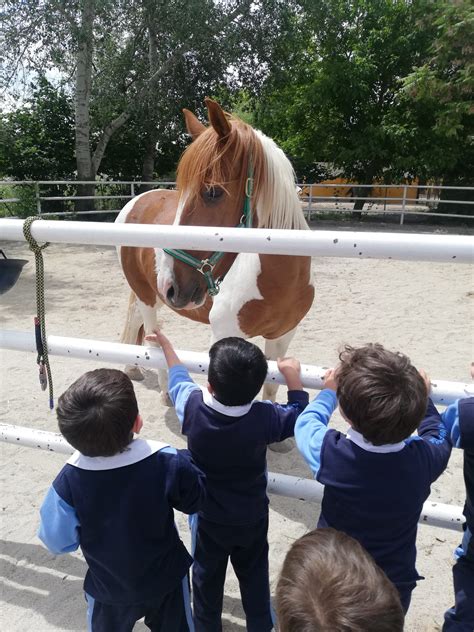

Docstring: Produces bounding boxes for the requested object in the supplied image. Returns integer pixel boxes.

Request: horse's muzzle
[166,282,205,310]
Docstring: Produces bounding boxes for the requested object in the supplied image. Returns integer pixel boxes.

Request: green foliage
[0,77,75,180]
[391,0,474,184]
[0,184,37,218]
[256,0,436,183]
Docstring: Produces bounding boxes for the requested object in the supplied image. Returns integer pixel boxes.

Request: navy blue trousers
[85,576,194,632]
[443,527,474,631]
[191,515,274,632]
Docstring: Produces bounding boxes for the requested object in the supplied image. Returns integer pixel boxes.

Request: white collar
[346,428,406,453]
[67,438,169,471]
[201,387,253,417]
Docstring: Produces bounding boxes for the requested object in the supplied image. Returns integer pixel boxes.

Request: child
[441,393,474,630]
[38,368,206,632]
[294,343,452,612]
[145,330,309,632]
[275,527,404,631]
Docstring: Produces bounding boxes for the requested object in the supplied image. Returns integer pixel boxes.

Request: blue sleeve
[162,447,206,515]
[294,389,337,478]
[168,365,201,425]
[441,400,461,448]
[266,390,309,444]
[37,486,80,555]
[414,398,453,481]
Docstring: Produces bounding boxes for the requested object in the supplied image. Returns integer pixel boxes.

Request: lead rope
[23,216,54,409]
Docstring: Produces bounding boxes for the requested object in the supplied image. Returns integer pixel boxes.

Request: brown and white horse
[116,98,314,404]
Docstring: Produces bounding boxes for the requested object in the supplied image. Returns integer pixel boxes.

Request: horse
[116,98,314,410]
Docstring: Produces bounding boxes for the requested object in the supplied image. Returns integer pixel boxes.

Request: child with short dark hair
[38,368,206,632]
[294,343,452,613]
[441,393,474,630]
[275,527,404,632]
[145,331,309,632]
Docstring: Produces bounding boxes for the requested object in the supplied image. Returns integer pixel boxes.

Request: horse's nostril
[166,285,175,304]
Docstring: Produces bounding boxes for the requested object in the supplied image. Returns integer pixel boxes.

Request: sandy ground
[1,222,473,631]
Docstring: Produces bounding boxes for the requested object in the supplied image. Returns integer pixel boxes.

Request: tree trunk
[351,185,373,220]
[74,0,96,212]
[139,139,156,193]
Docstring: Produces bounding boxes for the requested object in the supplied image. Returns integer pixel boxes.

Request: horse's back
[117,188,179,227]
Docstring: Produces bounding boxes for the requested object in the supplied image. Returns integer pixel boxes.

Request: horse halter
[163,161,254,297]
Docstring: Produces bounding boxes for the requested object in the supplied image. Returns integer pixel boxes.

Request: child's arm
[277,357,304,391]
[294,369,338,479]
[145,329,200,424]
[416,397,453,481]
[145,328,181,368]
[163,447,206,515]
[266,357,309,443]
[37,481,80,555]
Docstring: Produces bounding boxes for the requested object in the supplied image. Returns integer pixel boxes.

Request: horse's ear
[183,108,206,140]
[205,97,231,139]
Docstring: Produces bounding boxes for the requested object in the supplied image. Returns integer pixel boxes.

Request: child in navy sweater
[294,343,452,613]
[441,394,474,630]
[146,330,308,632]
[38,368,206,632]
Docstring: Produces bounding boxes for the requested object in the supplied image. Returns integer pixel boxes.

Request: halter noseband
[163,161,254,297]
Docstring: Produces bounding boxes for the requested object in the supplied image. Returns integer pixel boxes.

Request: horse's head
[157,98,265,310]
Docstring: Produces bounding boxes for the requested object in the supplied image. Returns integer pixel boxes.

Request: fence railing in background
[0,180,473,224]
[299,183,474,224]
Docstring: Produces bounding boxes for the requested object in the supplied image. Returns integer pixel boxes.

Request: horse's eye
[202,186,224,202]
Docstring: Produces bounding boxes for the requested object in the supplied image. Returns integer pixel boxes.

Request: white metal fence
[0,180,473,225]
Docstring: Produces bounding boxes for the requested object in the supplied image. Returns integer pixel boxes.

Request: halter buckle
[197,259,215,275]
[245,177,253,197]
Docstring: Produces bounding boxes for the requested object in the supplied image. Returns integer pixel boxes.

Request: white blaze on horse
[116,98,314,404]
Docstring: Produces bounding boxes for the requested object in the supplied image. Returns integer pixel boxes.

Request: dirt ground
[1,221,473,630]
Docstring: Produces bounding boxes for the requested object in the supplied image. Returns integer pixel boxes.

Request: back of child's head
[57,368,138,457]
[275,528,404,632]
[208,337,268,406]
[337,343,427,445]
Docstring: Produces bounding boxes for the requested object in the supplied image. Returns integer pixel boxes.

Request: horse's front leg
[120,291,147,382]
[120,293,170,405]
[264,328,297,453]
[263,327,297,401]
[138,299,172,406]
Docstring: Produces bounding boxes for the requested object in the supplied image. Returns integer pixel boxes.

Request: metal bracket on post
[400,185,407,225]
[308,184,313,221]
[35,182,41,215]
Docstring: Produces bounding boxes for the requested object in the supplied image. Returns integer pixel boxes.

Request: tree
[255,0,436,208]
[2,0,289,208]
[0,77,75,180]
[388,0,473,214]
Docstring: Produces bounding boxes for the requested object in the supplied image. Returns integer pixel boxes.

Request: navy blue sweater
[38,440,205,605]
[169,365,309,525]
[295,390,452,591]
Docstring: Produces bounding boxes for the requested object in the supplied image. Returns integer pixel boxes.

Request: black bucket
[0,250,28,295]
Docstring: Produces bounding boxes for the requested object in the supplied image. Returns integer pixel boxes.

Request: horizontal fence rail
[1,219,473,263]
[1,330,471,406]
[1,180,473,224]
[0,423,465,531]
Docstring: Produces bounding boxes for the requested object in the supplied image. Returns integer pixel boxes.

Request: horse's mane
[176,116,309,231]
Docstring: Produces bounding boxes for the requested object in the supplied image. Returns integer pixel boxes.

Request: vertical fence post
[35,182,41,215]
[131,182,135,198]
[307,184,313,221]
[400,185,407,225]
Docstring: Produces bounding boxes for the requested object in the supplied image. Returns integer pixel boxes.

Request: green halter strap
[163,160,254,297]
